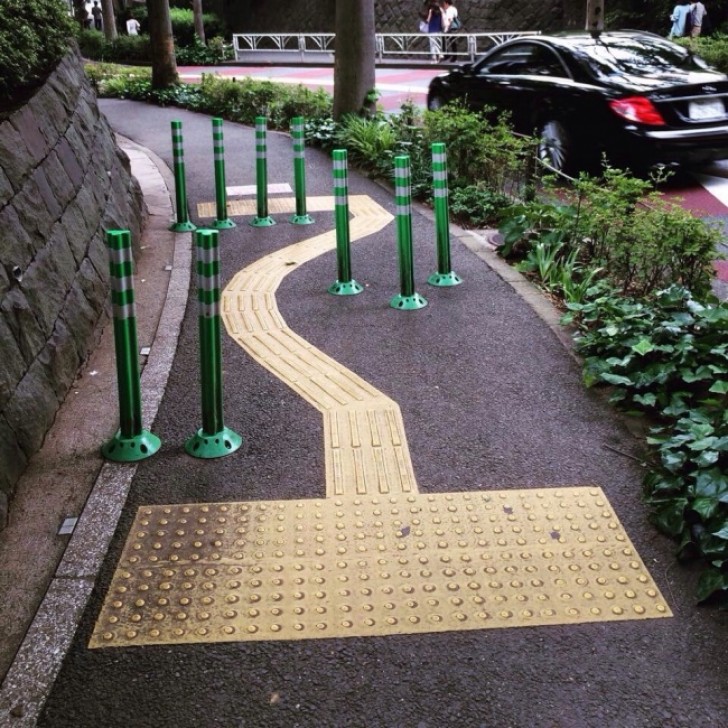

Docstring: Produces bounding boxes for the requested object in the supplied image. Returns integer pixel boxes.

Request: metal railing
[232,32,541,65]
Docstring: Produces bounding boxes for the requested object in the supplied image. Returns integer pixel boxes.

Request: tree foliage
[0,0,74,103]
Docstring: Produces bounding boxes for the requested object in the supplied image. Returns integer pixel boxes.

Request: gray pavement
[1,100,727,727]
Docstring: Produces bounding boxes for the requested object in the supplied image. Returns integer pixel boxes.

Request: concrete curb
[0,138,191,727]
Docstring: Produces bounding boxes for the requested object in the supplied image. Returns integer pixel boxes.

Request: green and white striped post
[290,116,314,225]
[211,117,236,230]
[169,120,197,233]
[102,230,161,462]
[390,155,427,310]
[185,229,243,459]
[428,142,462,287]
[328,149,363,296]
[250,116,275,227]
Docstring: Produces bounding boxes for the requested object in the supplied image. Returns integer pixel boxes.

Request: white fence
[231,32,541,65]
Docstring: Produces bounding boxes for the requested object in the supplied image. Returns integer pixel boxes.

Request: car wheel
[428,94,444,112]
[537,120,574,175]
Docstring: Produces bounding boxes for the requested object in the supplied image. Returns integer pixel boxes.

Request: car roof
[502,30,673,50]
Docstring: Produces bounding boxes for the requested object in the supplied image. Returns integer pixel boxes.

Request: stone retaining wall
[0,47,144,529]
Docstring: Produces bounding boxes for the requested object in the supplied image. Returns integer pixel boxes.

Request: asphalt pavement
[1,99,727,727]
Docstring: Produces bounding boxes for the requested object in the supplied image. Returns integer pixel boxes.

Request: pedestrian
[126,17,141,35]
[91,0,102,31]
[441,0,460,62]
[426,1,443,64]
[690,1,707,36]
[669,2,692,38]
[418,0,429,33]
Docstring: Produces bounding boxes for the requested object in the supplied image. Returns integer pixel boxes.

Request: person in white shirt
[440,0,459,62]
[126,17,141,35]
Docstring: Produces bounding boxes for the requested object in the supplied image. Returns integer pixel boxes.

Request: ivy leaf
[695,450,720,468]
[709,380,728,394]
[631,338,655,356]
[688,436,718,451]
[634,392,657,407]
[650,498,688,537]
[694,468,728,499]
[713,524,728,540]
[660,450,686,473]
[600,372,634,387]
[691,496,719,520]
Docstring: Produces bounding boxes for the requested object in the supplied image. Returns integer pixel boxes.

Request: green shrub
[169,7,225,47]
[0,0,74,102]
[499,167,720,300]
[422,102,531,197]
[568,285,728,607]
[78,29,152,64]
[676,34,728,73]
[449,184,512,228]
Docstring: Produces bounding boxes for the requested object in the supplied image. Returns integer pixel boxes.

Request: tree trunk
[147,0,178,89]
[193,0,206,43]
[102,0,118,40]
[333,0,376,119]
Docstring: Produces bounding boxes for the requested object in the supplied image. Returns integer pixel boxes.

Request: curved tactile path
[90,196,671,648]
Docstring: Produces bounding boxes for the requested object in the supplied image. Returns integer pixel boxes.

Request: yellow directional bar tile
[91,194,671,649]
[89,488,670,648]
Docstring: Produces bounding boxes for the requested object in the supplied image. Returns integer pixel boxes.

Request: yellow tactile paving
[90,195,671,649]
[89,488,669,647]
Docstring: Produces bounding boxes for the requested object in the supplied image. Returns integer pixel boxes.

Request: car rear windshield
[576,36,710,78]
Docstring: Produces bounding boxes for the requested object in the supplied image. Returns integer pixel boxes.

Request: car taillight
[609,96,666,126]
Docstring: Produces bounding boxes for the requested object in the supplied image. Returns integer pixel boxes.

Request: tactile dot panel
[90,487,671,647]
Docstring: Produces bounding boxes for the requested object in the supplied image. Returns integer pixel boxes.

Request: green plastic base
[102,430,161,462]
[390,292,428,310]
[428,270,463,287]
[169,220,197,233]
[212,218,236,229]
[250,216,276,227]
[184,426,243,459]
[328,279,364,296]
[290,213,315,225]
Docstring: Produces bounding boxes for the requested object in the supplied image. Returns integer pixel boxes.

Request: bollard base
[169,220,197,233]
[390,293,428,310]
[102,430,161,462]
[428,270,463,287]
[290,213,315,225]
[250,216,276,227]
[328,279,364,296]
[212,218,236,229]
[185,426,243,459]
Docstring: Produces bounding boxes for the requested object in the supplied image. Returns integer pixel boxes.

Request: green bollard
[390,155,427,310]
[290,116,314,225]
[428,142,462,287]
[328,149,363,296]
[169,120,197,233]
[185,229,243,459]
[250,116,275,227]
[211,117,236,230]
[102,230,161,462]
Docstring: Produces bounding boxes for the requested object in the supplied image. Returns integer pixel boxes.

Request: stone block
[61,198,90,266]
[9,104,50,165]
[65,124,92,176]
[43,151,76,211]
[47,52,82,116]
[0,120,32,191]
[29,81,70,144]
[0,165,13,208]
[55,136,84,192]
[37,317,81,402]
[0,313,28,410]
[0,263,9,300]
[76,256,108,317]
[0,287,46,365]
[3,359,58,455]
[60,274,99,361]
[12,177,53,254]
[32,166,63,224]
[20,229,77,338]
[0,414,27,505]
[0,204,36,272]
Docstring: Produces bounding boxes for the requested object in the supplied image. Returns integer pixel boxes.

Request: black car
[427,31,728,174]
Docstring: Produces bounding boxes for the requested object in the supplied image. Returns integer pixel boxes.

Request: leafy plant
[448,184,511,227]
[0,0,75,103]
[568,285,728,606]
